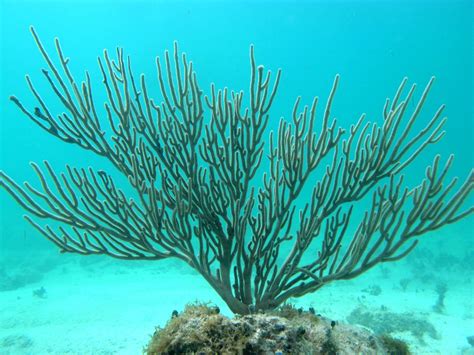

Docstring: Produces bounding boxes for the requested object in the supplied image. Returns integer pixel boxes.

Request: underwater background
[0,0,472,353]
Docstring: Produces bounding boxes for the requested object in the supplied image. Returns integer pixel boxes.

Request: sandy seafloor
[0,227,473,355]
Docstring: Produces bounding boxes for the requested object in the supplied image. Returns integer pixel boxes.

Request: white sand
[0,248,473,354]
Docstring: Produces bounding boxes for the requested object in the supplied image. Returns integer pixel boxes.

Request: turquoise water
[0,0,473,353]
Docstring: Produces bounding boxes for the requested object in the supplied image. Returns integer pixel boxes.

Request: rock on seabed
[145,303,409,354]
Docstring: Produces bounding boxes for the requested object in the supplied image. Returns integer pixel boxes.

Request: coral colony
[1,27,472,315]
